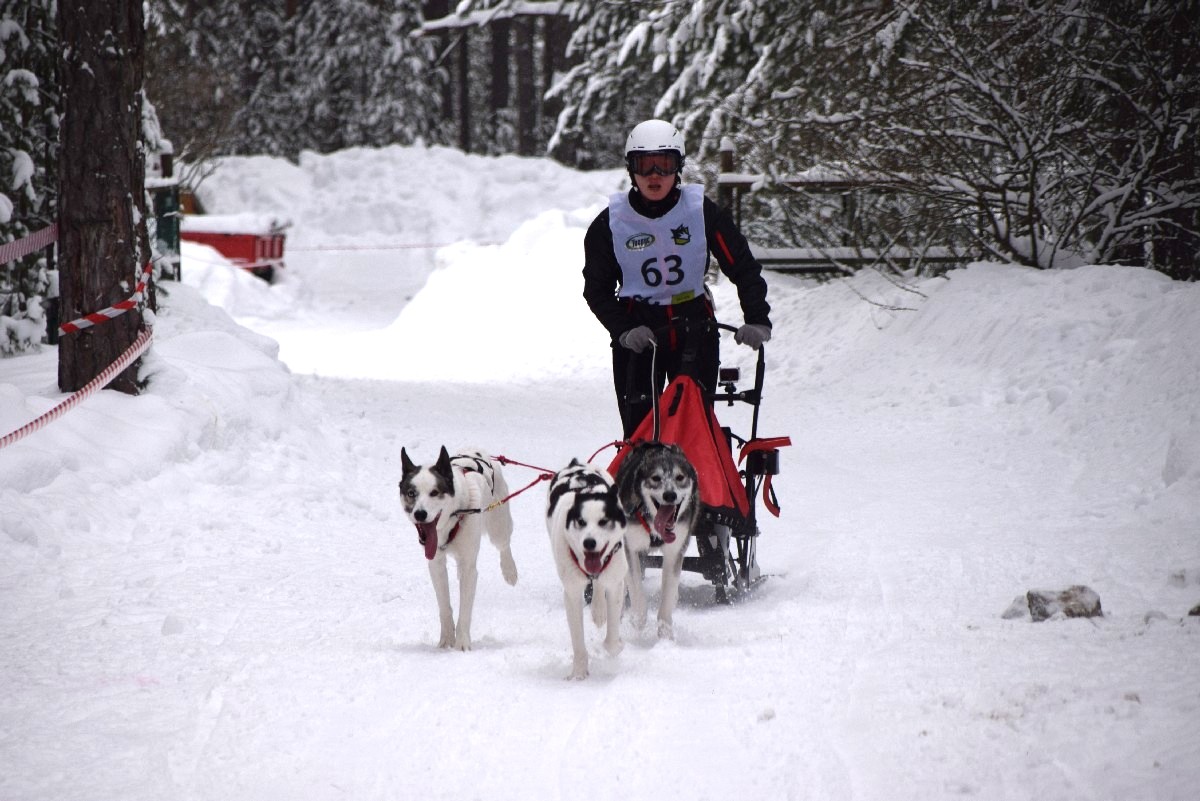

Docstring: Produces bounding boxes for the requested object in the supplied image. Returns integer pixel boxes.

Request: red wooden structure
[180,214,288,282]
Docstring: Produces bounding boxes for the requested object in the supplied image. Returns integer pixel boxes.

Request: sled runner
[609,321,790,602]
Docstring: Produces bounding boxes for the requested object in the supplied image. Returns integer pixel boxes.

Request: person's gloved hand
[734,323,772,349]
[619,326,657,353]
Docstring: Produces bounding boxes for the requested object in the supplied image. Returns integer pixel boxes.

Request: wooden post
[718,138,740,226]
[57,0,152,394]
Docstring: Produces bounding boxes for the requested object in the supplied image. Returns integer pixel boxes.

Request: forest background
[1,0,1197,356]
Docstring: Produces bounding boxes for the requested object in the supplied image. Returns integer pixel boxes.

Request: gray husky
[614,442,700,639]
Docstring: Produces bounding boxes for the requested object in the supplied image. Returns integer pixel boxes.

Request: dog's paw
[453,635,472,651]
[604,637,624,657]
[657,620,674,640]
[631,610,648,629]
[500,550,518,586]
[568,661,589,680]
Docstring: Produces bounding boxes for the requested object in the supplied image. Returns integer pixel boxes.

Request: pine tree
[0,0,58,355]
[272,0,439,158]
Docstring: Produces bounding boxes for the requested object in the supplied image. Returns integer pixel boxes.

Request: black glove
[734,324,772,349]
[618,326,657,353]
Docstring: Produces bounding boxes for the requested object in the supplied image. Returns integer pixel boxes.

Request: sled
[609,320,790,603]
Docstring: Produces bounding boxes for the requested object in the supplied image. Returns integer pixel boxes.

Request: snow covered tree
[784,0,1200,272]
[145,1,256,178]
[547,0,670,168]
[145,0,444,163]
[551,0,1199,277]
[271,0,441,157]
[417,0,572,159]
[0,0,57,355]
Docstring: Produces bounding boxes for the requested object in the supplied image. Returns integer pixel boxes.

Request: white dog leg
[428,557,455,649]
[454,555,479,651]
[498,546,518,586]
[485,504,519,586]
[603,582,624,657]
[590,584,607,628]
[658,547,685,640]
[565,587,589,680]
[627,550,648,629]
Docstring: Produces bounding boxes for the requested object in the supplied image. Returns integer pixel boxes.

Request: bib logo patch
[625,233,655,251]
[671,225,692,246]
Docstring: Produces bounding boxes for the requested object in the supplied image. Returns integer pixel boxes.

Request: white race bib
[609,184,708,305]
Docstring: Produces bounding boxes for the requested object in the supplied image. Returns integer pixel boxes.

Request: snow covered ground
[2,144,1199,801]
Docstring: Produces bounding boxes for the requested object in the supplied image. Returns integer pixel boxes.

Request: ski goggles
[628,150,682,177]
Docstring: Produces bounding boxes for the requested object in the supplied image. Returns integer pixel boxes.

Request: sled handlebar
[640,318,767,441]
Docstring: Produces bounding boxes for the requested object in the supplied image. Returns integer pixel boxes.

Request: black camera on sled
[745,448,780,476]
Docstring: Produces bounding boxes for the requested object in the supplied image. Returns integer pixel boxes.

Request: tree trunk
[490,19,510,117]
[57,0,152,394]
[515,18,535,156]
[457,28,471,152]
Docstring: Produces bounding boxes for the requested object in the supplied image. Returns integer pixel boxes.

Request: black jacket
[583,187,772,342]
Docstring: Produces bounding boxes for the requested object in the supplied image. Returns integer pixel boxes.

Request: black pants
[612,323,720,438]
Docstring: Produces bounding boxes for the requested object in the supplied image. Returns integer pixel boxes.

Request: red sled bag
[608,375,749,519]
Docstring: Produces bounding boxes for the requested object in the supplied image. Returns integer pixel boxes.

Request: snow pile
[2,144,1198,801]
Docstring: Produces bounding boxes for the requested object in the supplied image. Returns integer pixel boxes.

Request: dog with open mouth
[614,441,700,639]
[399,446,518,650]
[545,459,628,680]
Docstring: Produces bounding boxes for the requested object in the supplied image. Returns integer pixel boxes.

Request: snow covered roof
[179,213,291,236]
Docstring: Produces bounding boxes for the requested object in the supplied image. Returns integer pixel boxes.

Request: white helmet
[625,119,685,160]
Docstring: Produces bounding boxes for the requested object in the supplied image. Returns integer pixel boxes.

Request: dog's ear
[401,447,417,476]
[614,459,640,513]
[434,446,454,480]
[606,485,627,526]
[568,457,582,467]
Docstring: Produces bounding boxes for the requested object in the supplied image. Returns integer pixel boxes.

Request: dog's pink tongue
[584,551,605,574]
[654,505,678,544]
[418,522,438,560]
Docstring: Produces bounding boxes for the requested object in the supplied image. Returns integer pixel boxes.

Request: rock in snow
[1026,586,1103,622]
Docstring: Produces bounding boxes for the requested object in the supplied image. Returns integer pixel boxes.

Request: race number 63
[641,255,684,287]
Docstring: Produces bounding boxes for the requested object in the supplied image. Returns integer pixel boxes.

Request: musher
[582,118,774,437]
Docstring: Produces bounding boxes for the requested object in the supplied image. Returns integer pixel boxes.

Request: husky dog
[399,446,518,650]
[545,460,628,680]
[614,442,700,639]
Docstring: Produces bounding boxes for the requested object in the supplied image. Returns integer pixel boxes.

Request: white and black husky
[399,446,519,651]
[545,459,628,680]
[614,442,700,639]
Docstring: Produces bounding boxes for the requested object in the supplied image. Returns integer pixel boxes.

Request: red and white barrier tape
[0,327,153,451]
[58,262,153,335]
[0,223,58,264]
